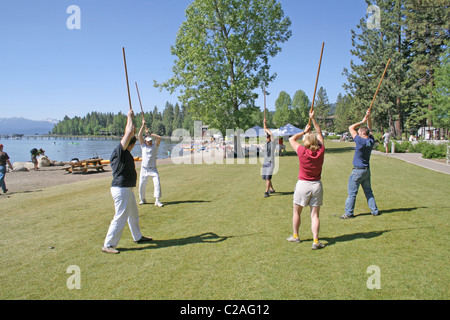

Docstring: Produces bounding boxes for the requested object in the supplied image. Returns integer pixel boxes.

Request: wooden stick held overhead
[368,58,391,113]
[135,82,145,117]
[135,81,148,131]
[122,47,132,110]
[263,86,267,122]
[308,42,325,126]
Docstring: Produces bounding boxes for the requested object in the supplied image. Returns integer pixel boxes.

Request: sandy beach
[1,158,174,195]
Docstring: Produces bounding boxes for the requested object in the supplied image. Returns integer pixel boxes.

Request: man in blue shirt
[340,110,379,219]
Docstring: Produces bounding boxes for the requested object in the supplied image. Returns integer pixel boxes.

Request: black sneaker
[264,192,270,198]
[135,236,153,243]
[339,214,354,219]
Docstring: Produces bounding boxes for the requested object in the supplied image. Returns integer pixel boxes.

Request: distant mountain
[0,117,59,135]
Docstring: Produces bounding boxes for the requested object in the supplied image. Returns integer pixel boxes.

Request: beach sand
[2,146,229,195]
[1,158,174,195]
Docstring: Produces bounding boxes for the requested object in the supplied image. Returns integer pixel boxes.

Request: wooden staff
[308,42,325,126]
[263,86,267,122]
[135,82,145,118]
[135,81,147,131]
[122,47,132,110]
[368,58,391,113]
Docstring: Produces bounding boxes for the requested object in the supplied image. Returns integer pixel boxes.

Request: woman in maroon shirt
[287,111,326,250]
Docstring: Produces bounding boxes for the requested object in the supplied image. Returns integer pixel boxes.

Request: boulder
[12,162,31,171]
[38,156,51,167]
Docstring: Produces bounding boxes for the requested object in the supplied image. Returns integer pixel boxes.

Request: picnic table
[63,158,107,174]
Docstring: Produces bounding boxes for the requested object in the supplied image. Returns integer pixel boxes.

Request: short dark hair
[359,127,370,136]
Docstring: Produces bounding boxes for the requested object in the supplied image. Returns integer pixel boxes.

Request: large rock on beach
[38,156,51,167]
[12,162,33,171]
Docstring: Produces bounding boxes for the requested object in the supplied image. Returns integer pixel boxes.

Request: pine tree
[344,0,410,136]
[404,0,450,130]
[314,87,331,128]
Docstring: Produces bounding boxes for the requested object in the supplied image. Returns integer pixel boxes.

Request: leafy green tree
[273,91,291,127]
[155,0,292,135]
[291,89,310,128]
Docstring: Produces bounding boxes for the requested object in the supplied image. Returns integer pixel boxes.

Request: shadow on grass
[139,200,211,206]
[354,206,428,217]
[305,226,434,247]
[2,189,43,196]
[272,191,294,196]
[119,232,236,252]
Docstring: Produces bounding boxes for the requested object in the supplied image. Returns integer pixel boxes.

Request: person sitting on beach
[138,117,163,207]
[0,144,13,195]
[30,148,45,171]
[287,111,326,250]
[102,109,153,254]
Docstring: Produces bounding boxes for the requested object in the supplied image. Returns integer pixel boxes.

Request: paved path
[372,150,450,175]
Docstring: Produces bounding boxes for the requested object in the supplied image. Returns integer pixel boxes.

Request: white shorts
[293,180,323,207]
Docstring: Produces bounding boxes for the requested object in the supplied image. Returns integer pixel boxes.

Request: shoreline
[1,158,174,195]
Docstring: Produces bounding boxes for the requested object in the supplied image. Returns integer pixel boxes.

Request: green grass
[1,141,448,300]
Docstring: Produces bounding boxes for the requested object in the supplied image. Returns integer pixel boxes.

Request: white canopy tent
[244,125,265,137]
[272,123,303,137]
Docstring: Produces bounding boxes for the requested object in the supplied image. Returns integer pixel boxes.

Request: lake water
[0,136,180,163]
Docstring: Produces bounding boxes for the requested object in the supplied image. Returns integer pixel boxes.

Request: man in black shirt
[103,109,153,254]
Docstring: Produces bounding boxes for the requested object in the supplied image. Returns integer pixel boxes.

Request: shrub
[421,143,448,159]
[409,142,448,159]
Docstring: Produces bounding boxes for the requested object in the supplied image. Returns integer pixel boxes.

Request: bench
[63,159,107,174]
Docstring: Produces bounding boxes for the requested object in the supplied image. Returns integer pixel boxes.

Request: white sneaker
[139,200,146,205]
[154,200,163,207]
[287,236,301,243]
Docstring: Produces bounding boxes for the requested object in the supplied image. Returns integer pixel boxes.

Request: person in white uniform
[138,118,163,207]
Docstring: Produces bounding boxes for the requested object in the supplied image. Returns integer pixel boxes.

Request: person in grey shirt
[262,119,276,198]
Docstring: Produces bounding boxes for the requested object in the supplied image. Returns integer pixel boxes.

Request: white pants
[104,187,142,248]
[139,166,161,201]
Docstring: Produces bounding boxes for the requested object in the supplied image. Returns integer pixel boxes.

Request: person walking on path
[262,118,276,197]
[0,144,13,195]
[287,111,326,249]
[381,130,391,155]
[340,109,379,219]
[102,109,153,254]
[138,117,163,207]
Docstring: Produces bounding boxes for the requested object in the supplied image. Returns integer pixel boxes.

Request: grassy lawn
[1,141,448,300]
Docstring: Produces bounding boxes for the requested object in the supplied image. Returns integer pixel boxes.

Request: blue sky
[0,0,368,121]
